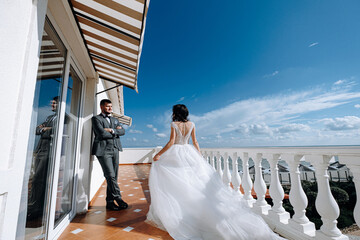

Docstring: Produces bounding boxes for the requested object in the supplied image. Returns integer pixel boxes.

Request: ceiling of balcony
[69,0,149,91]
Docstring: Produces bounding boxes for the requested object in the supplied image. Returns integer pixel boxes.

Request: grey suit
[28,113,57,217]
[92,114,125,202]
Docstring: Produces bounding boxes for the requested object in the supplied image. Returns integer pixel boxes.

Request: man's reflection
[27,96,59,224]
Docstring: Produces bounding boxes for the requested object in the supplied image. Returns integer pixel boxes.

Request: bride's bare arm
[153,126,176,161]
[191,127,201,153]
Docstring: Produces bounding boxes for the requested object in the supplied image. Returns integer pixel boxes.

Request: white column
[210,152,215,169]
[339,156,360,234]
[308,155,348,240]
[231,152,242,195]
[222,152,232,189]
[286,154,316,236]
[267,154,290,223]
[252,153,271,214]
[216,152,223,179]
[242,152,255,207]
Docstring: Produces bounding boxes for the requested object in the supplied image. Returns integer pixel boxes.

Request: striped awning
[69,0,149,91]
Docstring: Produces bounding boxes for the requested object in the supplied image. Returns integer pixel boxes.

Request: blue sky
[123,0,360,147]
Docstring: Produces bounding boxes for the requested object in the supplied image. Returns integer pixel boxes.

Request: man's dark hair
[53,96,59,102]
[100,99,112,106]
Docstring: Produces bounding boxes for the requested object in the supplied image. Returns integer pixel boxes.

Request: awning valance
[69,0,149,91]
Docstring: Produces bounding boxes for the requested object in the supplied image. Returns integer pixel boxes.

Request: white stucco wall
[119,148,158,164]
[0,0,48,239]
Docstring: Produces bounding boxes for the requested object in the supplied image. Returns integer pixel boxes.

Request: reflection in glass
[54,68,82,226]
[16,18,67,240]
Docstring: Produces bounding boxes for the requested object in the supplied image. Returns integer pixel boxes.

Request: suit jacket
[35,113,57,153]
[91,114,125,156]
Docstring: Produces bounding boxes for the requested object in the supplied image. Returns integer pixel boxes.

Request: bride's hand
[153,154,160,161]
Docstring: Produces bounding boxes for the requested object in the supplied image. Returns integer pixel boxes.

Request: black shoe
[115,199,128,210]
[106,202,120,211]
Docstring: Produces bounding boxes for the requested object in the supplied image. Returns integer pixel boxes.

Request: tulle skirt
[146,144,283,240]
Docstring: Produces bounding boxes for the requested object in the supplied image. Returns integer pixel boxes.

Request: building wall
[0,0,48,239]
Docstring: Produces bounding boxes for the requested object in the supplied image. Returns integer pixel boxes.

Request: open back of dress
[171,122,194,145]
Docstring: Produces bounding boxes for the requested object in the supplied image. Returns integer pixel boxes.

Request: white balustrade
[252,153,271,214]
[222,152,232,189]
[242,152,255,206]
[195,147,360,240]
[231,152,242,195]
[308,155,348,240]
[266,153,290,223]
[216,152,223,179]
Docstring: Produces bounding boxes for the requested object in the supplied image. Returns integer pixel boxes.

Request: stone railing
[201,147,360,240]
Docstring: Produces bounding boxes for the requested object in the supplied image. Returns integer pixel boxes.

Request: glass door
[17,16,84,240]
[53,67,83,227]
[17,17,67,240]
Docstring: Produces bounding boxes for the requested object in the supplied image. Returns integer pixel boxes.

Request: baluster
[308,155,348,240]
[216,152,223,179]
[231,152,242,195]
[223,153,232,189]
[210,152,215,169]
[242,152,255,207]
[348,163,360,229]
[266,154,290,223]
[285,154,315,236]
[252,153,271,214]
[338,155,360,237]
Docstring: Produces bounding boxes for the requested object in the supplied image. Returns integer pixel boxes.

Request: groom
[92,99,128,211]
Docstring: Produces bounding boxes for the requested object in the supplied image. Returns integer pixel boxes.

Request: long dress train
[147,122,284,240]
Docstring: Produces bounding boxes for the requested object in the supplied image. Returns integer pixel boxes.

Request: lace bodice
[171,122,194,145]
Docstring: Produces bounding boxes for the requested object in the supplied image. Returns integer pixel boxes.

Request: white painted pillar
[308,155,348,240]
[242,152,255,207]
[216,152,223,179]
[210,152,215,169]
[285,154,316,236]
[339,155,360,234]
[267,154,290,223]
[252,153,271,214]
[231,152,242,195]
[222,152,232,189]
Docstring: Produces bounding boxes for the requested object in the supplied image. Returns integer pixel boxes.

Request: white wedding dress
[147,122,284,240]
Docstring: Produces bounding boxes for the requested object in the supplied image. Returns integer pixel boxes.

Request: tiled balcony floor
[59,164,172,240]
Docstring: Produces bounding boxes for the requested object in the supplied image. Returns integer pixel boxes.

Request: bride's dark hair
[172,104,189,122]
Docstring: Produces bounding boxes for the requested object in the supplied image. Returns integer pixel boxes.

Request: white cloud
[177,97,185,102]
[321,116,360,131]
[143,139,149,143]
[129,129,143,134]
[275,123,310,133]
[332,77,357,90]
[355,104,360,109]
[191,88,360,137]
[308,42,319,47]
[264,71,279,78]
[146,124,158,132]
[156,133,167,138]
[334,80,345,85]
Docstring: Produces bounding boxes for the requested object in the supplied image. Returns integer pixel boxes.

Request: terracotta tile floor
[59,164,172,240]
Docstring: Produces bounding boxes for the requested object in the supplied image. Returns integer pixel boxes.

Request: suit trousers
[97,148,122,202]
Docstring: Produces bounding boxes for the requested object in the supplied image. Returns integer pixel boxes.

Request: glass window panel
[54,68,82,226]
[16,18,67,240]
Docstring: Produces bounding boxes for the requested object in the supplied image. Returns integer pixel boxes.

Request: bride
[146,104,284,240]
